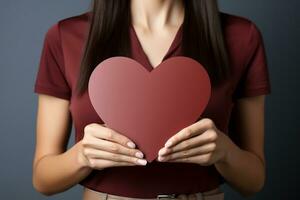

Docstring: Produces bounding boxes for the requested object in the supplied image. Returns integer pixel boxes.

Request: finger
[88,158,138,170]
[159,129,217,156]
[86,123,136,149]
[164,118,215,148]
[159,142,216,161]
[83,136,144,158]
[167,153,212,166]
[83,148,147,165]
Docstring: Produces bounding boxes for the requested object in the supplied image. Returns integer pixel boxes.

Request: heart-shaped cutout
[88,56,211,162]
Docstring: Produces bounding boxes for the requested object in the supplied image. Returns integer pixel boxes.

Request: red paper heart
[88,56,211,162]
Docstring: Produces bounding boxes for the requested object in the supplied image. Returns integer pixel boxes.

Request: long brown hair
[76,0,230,96]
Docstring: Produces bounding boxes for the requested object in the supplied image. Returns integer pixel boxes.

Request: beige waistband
[83,187,224,200]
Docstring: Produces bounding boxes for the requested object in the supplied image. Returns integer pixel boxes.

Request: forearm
[32,140,92,195]
[214,138,265,197]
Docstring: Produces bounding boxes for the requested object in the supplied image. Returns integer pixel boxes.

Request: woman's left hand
[157,118,233,166]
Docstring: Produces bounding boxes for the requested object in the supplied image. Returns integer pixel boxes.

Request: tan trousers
[83,188,225,200]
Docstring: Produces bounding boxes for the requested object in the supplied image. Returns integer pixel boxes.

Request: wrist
[74,140,92,171]
[217,134,239,165]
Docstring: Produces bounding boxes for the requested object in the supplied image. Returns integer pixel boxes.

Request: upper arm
[229,95,266,166]
[229,21,272,166]
[33,94,72,170]
[33,22,72,169]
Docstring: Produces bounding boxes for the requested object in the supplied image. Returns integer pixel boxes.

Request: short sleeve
[233,22,272,99]
[33,22,71,100]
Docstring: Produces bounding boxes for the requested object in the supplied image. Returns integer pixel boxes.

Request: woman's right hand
[77,123,147,170]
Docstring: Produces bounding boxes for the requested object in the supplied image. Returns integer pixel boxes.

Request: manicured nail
[165,141,172,148]
[127,141,136,148]
[135,151,144,158]
[137,159,147,165]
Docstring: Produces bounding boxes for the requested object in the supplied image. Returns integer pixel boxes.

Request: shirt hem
[234,86,271,99]
[34,84,71,100]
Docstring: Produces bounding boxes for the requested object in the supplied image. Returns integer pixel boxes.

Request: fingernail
[135,151,144,158]
[165,141,172,147]
[137,159,147,165]
[127,141,136,148]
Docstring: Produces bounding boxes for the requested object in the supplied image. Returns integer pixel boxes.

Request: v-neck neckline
[130,23,183,71]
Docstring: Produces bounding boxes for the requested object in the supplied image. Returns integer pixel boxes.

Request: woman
[32,0,271,200]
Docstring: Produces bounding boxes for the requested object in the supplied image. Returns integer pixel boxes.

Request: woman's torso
[34,11,270,198]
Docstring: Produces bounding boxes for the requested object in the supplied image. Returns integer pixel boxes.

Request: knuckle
[133,157,139,164]
[110,144,119,152]
[182,150,189,156]
[81,139,89,147]
[204,118,214,128]
[119,155,128,163]
[84,125,91,134]
[83,148,90,156]
[89,159,95,168]
[120,154,129,162]
[183,127,192,138]
[106,129,114,140]
[208,130,218,141]
[111,153,119,160]
[172,135,178,143]
[181,140,190,149]
[84,123,97,132]
[108,161,117,167]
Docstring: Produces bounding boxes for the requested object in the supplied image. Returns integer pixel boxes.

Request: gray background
[0,0,299,199]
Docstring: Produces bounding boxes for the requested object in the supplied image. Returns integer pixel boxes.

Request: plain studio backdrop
[0,0,299,199]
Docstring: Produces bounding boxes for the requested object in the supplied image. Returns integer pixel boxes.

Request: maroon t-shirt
[33,11,271,198]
